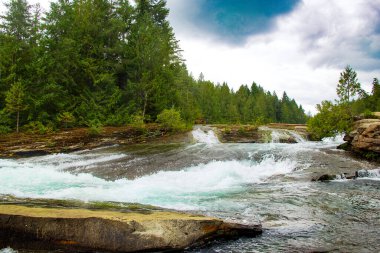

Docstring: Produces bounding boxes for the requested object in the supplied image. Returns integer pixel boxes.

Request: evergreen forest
[0,0,307,133]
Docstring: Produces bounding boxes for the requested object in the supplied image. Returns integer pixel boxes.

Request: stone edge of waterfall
[0,204,262,252]
[212,124,309,143]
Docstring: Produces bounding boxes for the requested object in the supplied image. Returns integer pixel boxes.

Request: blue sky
[1,0,380,113]
[191,0,301,43]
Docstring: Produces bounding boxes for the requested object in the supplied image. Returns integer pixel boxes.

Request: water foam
[321,134,345,146]
[25,153,127,170]
[0,155,297,210]
[0,248,17,253]
[356,169,380,180]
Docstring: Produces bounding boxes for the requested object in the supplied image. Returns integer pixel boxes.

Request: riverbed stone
[0,205,262,252]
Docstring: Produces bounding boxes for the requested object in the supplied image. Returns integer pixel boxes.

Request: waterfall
[260,126,307,143]
[288,131,306,143]
[192,127,220,144]
[270,130,281,143]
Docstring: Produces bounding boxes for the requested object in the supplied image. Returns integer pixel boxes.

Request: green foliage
[0,0,308,132]
[130,113,146,129]
[87,119,103,135]
[5,82,28,132]
[308,66,379,140]
[87,119,103,136]
[370,78,380,111]
[5,82,27,113]
[362,109,375,119]
[57,112,75,128]
[307,101,352,140]
[23,121,54,135]
[156,108,185,132]
[336,65,362,103]
[0,125,12,134]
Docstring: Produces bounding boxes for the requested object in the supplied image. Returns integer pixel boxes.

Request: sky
[1,0,380,114]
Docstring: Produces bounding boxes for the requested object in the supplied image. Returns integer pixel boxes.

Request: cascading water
[270,129,281,143]
[191,126,220,144]
[261,126,306,143]
[1,132,379,252]
[288,130,306,143]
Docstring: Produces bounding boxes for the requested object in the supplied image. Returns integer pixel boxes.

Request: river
[1,128,380,252]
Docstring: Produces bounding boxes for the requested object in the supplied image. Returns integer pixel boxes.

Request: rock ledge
[0,204,261,252]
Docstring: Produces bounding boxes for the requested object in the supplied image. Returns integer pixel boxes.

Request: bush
[156,108,185,132]
[130,113,145,129]
[307,101,352,140]
[57,112,75,128]
[23,121,54,135]
[0,125,11,134]
[87,119,103,136]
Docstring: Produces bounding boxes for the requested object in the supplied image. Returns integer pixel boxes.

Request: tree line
[0,0,307,134]
[308,65,380,140]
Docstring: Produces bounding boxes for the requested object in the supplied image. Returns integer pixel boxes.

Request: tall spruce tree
[5,81,27,132]
[336,65,362,103]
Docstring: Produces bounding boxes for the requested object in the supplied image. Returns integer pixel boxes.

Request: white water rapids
[1,130,380,252]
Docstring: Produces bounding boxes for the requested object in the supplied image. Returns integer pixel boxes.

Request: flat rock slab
[0,205,261,252]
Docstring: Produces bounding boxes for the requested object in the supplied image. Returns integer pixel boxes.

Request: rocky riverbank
[0,124,310,158]
[339,113,380,161]
[0,125,191,158]
[0,200,261,252]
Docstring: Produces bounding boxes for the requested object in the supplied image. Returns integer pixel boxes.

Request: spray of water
[0,154,297,209]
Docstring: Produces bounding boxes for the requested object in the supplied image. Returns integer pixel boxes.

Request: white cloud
[167,0,380,114]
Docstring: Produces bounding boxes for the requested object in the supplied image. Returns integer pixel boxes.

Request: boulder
[312,174,337,182]
[343,117,380,159]
[0,205,261,252]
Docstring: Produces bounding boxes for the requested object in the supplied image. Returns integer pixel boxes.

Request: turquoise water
[1,131,379,252]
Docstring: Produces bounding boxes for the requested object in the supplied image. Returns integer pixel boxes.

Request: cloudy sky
[2,0,380,113]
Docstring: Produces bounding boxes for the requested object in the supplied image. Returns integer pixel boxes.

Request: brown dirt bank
[0,124,192,158]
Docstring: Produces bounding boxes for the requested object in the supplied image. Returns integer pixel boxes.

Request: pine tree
[371,78,380,111]
[5,81,27,133]
[336,66,362,103]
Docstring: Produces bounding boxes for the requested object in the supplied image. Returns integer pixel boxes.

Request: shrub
[87,119,103,136]
[57,112,75,128]
[307,101,352,140]
[130,113,145,129]
[156,108,185,132]
[23,121,54,135]
[0,125,11,134]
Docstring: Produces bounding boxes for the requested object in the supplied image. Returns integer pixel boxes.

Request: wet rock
[355,169,380,178]
[0,205,262,252]
[313,174,337,182]
[356,169,370,178]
